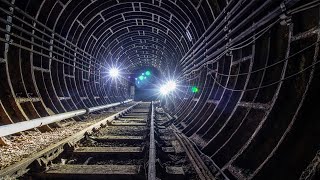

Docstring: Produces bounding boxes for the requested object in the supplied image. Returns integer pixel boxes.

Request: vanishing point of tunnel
[0,0,320,179]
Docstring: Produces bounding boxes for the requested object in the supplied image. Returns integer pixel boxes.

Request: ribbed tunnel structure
[0,0,320,179]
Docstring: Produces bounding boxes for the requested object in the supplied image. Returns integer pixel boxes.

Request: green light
[145,71,151,76]
[191,86,199,93]
[139,76,144,80]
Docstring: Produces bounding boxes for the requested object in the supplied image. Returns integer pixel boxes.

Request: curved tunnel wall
[171,1,320,179]
[0,0,320,179]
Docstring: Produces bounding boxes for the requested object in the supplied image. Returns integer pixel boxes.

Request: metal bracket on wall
[0,58,6,63]
[280,13,292,26]
[280,2,292,26]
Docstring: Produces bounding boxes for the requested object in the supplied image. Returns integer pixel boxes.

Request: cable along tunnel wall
[0,0,131,130]
[0,0,215,128]
[170,1,320,180]
[0,0,320,180]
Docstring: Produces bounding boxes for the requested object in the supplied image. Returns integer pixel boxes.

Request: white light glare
[109,68,120,78]
[160,86,169,95]
[167,81,176,91]
[160,80,177,95]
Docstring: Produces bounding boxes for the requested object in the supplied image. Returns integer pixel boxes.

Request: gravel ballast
[0,106,130,170]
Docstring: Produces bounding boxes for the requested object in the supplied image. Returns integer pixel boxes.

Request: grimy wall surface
[0,0,319,179]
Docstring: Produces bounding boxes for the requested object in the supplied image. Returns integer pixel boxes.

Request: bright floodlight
[167,81,177,91]
[160,86,169,95]
[159,80,177,95]
[109,68,120,78]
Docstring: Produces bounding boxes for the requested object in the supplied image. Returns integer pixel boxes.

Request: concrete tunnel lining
[0,0,320,179]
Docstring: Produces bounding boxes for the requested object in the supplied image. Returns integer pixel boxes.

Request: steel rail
[148,101,156,180]
[0,102,139,178]
[167,108,229,179]
[174,129,216,180]
[0,99,133,137]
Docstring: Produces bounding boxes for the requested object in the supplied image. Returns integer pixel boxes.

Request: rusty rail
[148,101,156,180]
[0,102,139,178]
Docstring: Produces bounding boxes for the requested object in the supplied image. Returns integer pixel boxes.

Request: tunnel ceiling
[22,0,215,72]
[1,0,320,179]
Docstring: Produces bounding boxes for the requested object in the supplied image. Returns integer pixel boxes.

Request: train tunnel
[0,0,320,179]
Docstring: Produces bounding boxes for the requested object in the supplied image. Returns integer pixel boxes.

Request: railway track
[0,101,217,180]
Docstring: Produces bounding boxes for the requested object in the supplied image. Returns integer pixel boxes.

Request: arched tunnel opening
[131,66,161,101]
[0,0,320,179]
